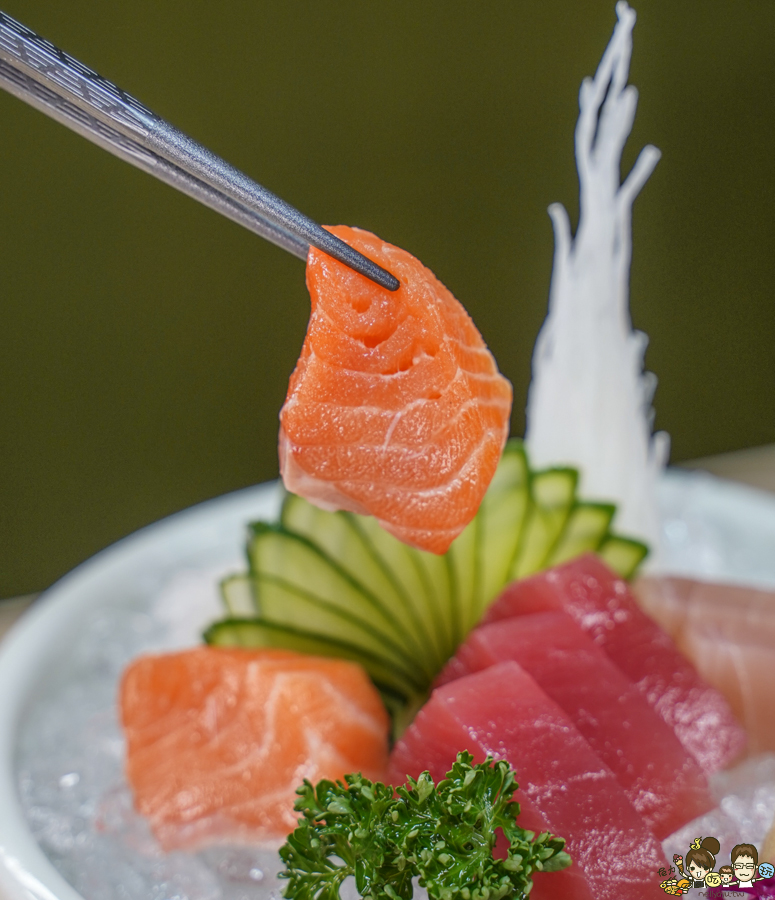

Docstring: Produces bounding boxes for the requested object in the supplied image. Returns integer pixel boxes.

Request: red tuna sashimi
[483,554,746,772]
[389,662,668,900]
[635,576,775,754]
[436,611,713,838]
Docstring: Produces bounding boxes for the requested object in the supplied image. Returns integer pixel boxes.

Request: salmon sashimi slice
[634,575,775,754]
[389,662,668,900]
[483,554,747,772]
[436,610,714,838]
[279,225,513,555]
[120,647,389,851]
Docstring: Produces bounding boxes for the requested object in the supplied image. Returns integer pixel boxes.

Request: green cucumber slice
[474,441,530,623]
[447,442,530,639]
[347,515,453,671]
[208,438,650,733]
[247,523,418,657]
[510,467,577,578]
[248,570,426,689]
[281,495,443,673]
[547,501,616,567]
[445,514,477,646]
[597,534,649,578]
[203,618,419,699]
[220,573,258,617]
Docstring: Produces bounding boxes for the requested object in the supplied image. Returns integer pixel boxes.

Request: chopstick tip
[382,271,400,292]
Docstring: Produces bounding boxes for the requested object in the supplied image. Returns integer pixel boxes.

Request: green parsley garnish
[279,752,571,900]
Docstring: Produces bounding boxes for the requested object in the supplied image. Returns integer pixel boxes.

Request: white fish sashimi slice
[634,576,775,754]
[682,633,775,756]
[635,576,775,647]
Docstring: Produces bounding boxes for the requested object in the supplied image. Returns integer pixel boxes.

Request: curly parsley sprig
[279,752,571,900]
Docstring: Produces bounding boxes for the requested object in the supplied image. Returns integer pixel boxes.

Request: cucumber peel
[205,438,648,736]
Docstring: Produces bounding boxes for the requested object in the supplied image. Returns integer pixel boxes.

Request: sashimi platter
[2,4,775,900]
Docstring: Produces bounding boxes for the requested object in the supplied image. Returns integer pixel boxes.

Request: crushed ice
[17,566,286,900]
[663,755,775,863]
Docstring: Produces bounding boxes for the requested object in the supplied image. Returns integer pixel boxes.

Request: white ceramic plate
[0,470,774,900]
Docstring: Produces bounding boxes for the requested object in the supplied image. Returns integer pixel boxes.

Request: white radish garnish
[525,1,668,556]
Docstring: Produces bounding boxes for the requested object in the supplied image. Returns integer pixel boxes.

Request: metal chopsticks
[0,10,400,291]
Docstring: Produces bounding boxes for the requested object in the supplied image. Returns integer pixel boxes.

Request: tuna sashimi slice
[279,225,513,555]
[436,611,713,838]
[120,647,389,850]
[484,554,746,772]
[635,575,775,754]
[389,662,667,900]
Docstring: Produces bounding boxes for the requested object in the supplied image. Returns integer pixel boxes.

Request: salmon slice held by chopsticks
[279,225,513,555]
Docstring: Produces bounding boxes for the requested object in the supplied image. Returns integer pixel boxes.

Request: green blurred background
[1,1,773,597]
